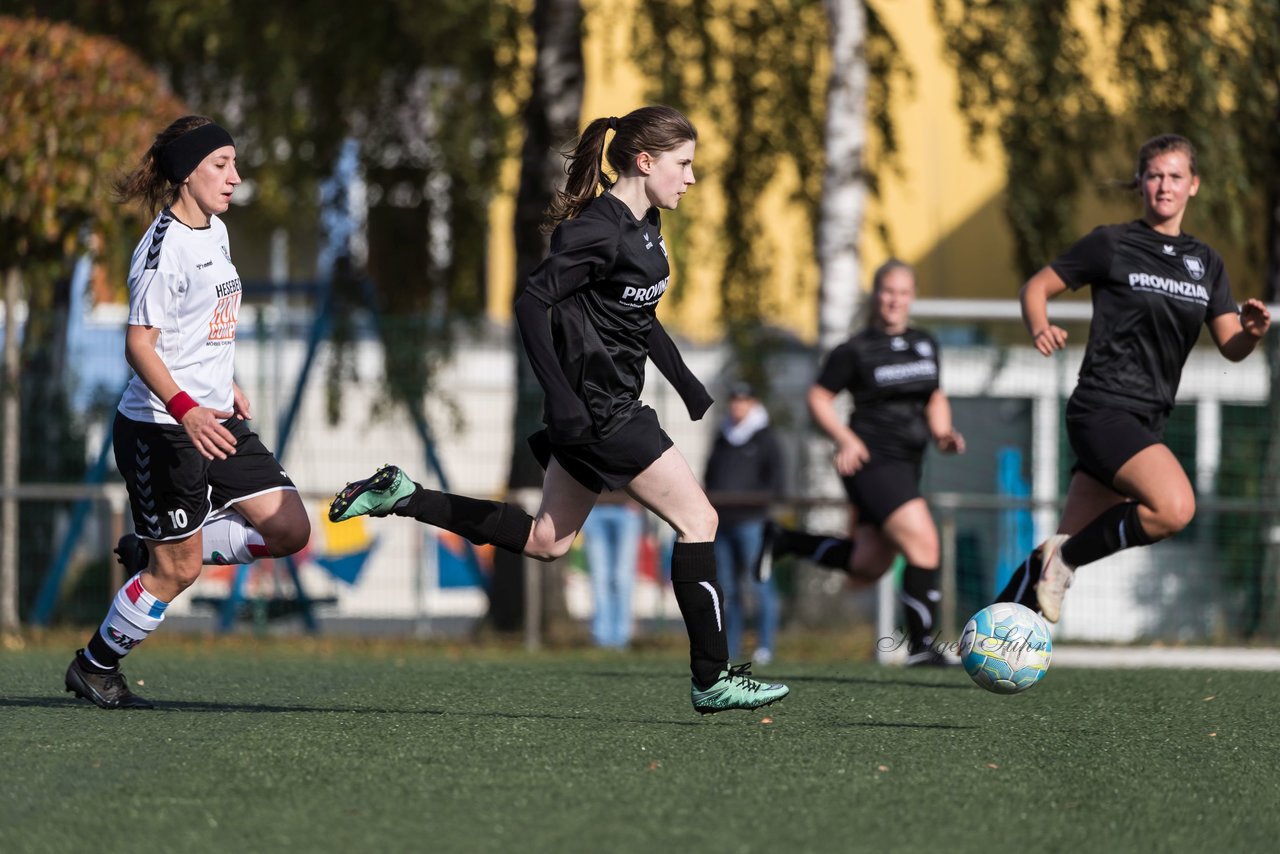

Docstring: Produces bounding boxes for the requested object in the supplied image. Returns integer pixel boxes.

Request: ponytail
[544,105,697,231]
[544,118,614,230]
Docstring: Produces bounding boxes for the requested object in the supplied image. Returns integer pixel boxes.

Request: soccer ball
[958,602,1052,694]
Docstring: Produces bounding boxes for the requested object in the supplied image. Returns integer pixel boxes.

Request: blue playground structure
[31,139,485,630]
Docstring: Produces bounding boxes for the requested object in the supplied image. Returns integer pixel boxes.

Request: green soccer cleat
[691,662,790,715]
[329,464,416,522]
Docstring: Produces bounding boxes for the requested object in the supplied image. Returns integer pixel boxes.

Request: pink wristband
[166,391,199,422]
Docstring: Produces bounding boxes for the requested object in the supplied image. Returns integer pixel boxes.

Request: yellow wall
[486,0,1238,342]
[867,1,1019,302]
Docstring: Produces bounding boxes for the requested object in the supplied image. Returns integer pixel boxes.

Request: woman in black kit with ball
[756,259,965,666]
[330,106,788,714]
[994,134,1270,623]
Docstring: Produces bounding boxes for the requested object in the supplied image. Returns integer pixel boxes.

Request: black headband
[157,123,235,183]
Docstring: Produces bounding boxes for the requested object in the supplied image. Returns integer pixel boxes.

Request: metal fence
[3,299,1279,645]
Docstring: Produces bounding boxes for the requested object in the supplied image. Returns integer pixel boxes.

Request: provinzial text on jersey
[620,277,669,308]
[873,360,937,385]
[1127,272,1210,304]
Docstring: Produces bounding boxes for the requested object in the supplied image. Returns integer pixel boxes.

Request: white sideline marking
[1052,646,1280,671]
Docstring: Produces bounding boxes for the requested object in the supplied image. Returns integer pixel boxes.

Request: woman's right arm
[125,325,236,460]
[1020,266,1071,356]
[807,384,868,476]
[513,290,593,441]
[515,218,618,442]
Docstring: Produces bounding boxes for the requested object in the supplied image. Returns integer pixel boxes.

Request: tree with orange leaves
[0,16,186,633]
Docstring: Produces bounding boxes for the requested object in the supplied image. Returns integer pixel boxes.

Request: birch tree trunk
[817,0,869,352]
[795,0,872,629]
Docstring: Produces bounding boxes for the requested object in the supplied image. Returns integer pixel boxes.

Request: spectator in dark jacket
[704,382,785,664]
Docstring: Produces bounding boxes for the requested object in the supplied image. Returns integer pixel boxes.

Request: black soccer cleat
[65,650,154,710]
[113,533,149,574]
[904,646,961,668]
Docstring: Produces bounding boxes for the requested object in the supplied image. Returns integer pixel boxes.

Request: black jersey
[1050,220,1238,415]
[815,327,940,460]
[514,193,711,443]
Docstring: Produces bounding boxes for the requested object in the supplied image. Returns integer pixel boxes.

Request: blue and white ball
[958,602,1052,694]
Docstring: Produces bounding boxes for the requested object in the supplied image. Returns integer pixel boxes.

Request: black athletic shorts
[528,405,674,493]
[1065,394,1168,488]
[113,411,296,541]
[840,455,923,527]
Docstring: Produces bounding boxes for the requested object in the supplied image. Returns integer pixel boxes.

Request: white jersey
[118,209,242,424]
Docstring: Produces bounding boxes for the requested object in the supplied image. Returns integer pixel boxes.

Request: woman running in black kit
[755,259,966,666]
[994,133,1270,623]
[329,106,788,714]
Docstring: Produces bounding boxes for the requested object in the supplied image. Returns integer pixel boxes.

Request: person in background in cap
[704,382,785,665]
[64,116,310,709]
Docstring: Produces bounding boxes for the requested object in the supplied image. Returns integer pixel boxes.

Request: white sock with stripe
[201,511,271,565]
[95,573,168,661]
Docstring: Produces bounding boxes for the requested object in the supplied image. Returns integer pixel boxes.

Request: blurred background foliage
[6,0,524,428]
[5,1,1280,633]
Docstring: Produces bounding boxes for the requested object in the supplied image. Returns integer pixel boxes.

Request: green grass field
[2,636,1277,853]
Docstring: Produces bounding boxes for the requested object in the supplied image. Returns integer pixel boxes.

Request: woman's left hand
[1242,298,1271,339]
[935,428,965,454]
[232,383,252,420]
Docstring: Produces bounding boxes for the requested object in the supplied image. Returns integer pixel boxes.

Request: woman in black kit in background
[756,259,965,666]
[994,133,1270,623]
[330,106,789,714]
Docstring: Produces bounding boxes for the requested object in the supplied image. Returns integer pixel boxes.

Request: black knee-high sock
[775,528,855,573]
[670,541,729,688]
[1060,502,1154,568]
[992,553,1041,610]
[393,486,533,554]
[85,634,120,671]
[900,564,940,652]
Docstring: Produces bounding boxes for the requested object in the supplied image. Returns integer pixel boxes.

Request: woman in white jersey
[65,115,310,709]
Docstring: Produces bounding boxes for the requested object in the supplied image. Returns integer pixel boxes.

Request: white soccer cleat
[1034,534,1075,623]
